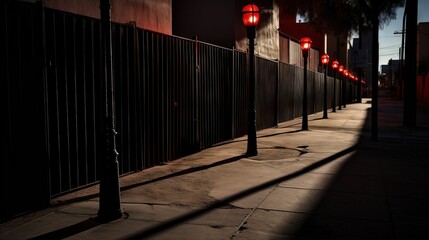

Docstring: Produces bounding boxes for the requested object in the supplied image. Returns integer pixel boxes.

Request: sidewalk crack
[230,185,279,239]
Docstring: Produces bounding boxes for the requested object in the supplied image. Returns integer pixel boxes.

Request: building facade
[173,0,280,61]
[349,32,373,97]
[417,22,429,105]
[21,0,172,34]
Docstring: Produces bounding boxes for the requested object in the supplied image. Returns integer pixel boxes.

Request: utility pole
[404,0,417,127]
[357,19,363,103]
[371,12,379,141]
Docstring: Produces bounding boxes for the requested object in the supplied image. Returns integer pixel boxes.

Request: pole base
[302,116,308,131]
[323,111,328,119]
[97,208,124,223]
[246,149,258,157]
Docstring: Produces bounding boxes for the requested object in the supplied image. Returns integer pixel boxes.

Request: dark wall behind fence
[1,1,352,222]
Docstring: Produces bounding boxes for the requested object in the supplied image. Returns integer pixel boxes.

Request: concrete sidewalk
[1,98,429,240]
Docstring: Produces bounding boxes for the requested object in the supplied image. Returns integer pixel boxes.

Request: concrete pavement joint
[232,184,278,239]
[121,202,191,208]
[275,185,387,197]
[255,207,394,224]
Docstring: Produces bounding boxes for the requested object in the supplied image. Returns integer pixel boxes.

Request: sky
[378,1,429,71]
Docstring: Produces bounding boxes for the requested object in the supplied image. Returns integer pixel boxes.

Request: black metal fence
[1,1,355,222]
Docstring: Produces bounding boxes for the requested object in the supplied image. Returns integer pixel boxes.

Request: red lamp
[321,53,330,65]
[343,69,349,77]
[242,4,260,27]
[331,60,339,112]
[300,37,312,51]
[321,53,330,119]
[332,60,339,70]
[338,65,344,73]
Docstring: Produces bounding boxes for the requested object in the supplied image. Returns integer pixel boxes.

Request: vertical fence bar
[194,36,200,149]
[231,47,235,139]
[276,60,280,126]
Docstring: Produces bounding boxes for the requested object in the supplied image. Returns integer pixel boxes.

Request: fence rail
[1,1,356,222]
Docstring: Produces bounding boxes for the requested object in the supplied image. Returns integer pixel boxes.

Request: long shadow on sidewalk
[271,98,429,240]
[29,217,102,240]
[122,144,359,239]
[123,98,429,240]
[53,154,247,207]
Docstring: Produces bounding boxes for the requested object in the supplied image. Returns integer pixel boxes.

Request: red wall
[417,75,429,106]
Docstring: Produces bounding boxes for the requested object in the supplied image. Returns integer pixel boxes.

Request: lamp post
[242,3,260,156]
[349,73,354,102]
[98,0,123,222]
[331,60,339,113]
[321,53,330,119]
[350,73,354,102]
[351,74,356,102]
[362,80,367,97]
[338,65,344,110]
[355,76,359,101]
[343,69,349,108]
[300,37,312,130]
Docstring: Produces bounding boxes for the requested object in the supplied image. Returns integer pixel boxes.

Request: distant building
[381,59,401,96]
[349,32,373,94]
[418,22,429,76]
[278,1,348,73]
[417,22,429,105]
